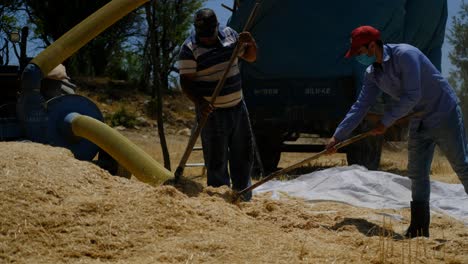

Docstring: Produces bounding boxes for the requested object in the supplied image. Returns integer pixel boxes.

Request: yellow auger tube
[69,113,172,186]
[31,0,149,76]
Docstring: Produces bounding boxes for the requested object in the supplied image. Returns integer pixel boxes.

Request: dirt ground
[1,89,467,263]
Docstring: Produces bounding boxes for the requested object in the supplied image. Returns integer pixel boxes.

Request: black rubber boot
[405,201,430,238]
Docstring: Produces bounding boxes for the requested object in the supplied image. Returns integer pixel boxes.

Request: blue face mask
[356,54,376,66]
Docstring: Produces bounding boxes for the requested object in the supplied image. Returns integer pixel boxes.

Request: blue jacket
[334,44,459,140]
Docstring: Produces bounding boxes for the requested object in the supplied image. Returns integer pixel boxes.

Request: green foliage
[23,0,144,76]
[0,1,21,29]
[5,0,203,91]
[448,1,468,128]
[108,107,138,128]
[145,0,205,93]
[106,50,144,83]
[0,0,22,65]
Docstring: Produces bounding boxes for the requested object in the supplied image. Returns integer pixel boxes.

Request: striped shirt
[178,26,244,108]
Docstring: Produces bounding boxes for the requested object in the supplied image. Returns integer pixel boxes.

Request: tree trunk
[146,1,171,170]
[154,76,171,170]
[160,69,169,92]
[140,35,151,93]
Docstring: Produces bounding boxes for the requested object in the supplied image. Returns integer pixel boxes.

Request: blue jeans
[408,105,468,202]
[198,100,253,200]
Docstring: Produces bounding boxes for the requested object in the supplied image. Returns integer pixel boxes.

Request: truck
[227,0,448,173]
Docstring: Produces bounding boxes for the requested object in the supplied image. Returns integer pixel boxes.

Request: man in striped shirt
[178,8,257,200]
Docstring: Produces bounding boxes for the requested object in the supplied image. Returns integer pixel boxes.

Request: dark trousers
[408,105,468,202]
[197,100,253,198]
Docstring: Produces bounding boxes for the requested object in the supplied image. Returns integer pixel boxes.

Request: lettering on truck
[304,87,331,96]
[254,88,279,95]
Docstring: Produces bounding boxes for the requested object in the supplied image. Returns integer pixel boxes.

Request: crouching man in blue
[326,26,468,238]
[178,8,257,201]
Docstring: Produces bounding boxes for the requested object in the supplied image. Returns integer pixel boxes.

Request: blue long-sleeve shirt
[334,44,460,141]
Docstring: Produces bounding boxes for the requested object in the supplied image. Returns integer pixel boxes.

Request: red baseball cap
[345,26,381,58]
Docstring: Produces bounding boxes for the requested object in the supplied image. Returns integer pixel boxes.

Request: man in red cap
[326,25,468,238]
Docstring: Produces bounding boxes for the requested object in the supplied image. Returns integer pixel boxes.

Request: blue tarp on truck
[227,0,448,171]
[228,0,447,79]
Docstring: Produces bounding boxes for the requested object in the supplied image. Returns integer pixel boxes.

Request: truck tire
[345,119,384,170]
[346,135,383,170]
[254,132,282,176]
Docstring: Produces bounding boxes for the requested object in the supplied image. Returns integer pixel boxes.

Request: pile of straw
[0,142,466,263]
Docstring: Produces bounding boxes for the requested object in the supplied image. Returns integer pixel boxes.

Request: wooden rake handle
[174,1,261,181]
[234,111,422,199]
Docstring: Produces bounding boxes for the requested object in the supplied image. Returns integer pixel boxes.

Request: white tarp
[254,165,468,224]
